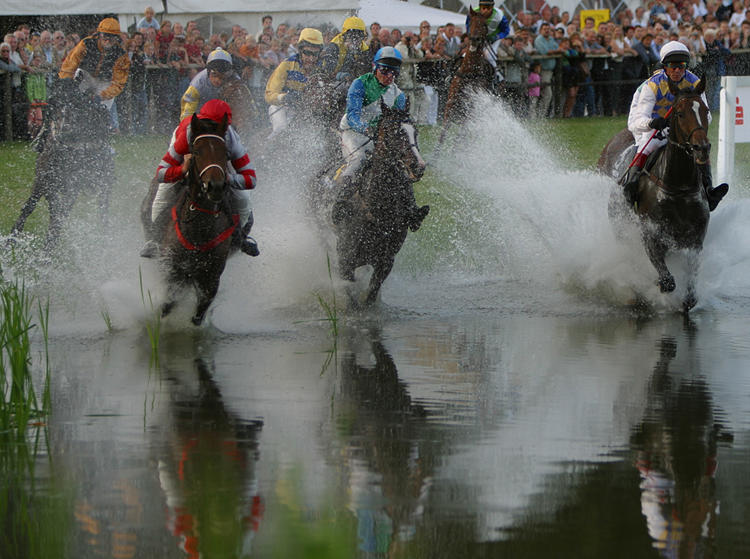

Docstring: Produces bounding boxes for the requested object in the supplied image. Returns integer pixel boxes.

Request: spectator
[533,22,560,118]
[499,35,532,115]
[395,31,426,121]
[34,30,61,76]
[256,15,273,42]
[378,28,392,47]
[702,27,731,109]
[441,23,462,57]
[138,6,161,33]
[0,41,27,139]
[527,61,541,117]
[559,37,585,117]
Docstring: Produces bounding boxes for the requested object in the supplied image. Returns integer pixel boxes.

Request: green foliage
[138,267,161,366]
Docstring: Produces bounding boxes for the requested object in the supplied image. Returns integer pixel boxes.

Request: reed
[138,267,161,365]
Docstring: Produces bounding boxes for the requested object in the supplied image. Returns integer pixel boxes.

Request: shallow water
[4,95,750,558]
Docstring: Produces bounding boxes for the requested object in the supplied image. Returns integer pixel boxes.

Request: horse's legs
[161,282,179,318]
[364,257,395,307]
[11,186,44,236]
[644,236,675,293]
[192,277,220,326]
[44,189,75,249]
[683,249,701,312]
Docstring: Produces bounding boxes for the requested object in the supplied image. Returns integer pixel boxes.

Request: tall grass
[138,267,161,365]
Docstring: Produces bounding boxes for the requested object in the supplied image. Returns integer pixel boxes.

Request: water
[3,95,750,557]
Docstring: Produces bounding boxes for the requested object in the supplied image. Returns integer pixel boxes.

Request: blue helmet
[373,46,402,69]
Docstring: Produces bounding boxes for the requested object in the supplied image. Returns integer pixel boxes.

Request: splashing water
[4,93,750,335]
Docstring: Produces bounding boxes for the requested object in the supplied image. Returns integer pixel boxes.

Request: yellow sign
[579,9,610,30]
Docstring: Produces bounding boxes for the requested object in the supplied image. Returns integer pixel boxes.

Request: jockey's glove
[284,90,301,105]
[649,116,668,131]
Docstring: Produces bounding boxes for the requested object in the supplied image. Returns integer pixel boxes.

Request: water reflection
[334,329,435,557]
[157,356,264,558]
[632,331,733,558]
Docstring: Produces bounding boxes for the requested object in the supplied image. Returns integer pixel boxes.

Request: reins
[191,133,227,180]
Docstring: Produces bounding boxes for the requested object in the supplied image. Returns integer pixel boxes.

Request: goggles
[300,48,321,57]
[375,64,400,77]
[664,61,687,69]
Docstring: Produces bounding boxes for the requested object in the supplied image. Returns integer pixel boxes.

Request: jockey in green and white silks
[467,0,510,69]
[338,46,406,181]
[622,40,727,210]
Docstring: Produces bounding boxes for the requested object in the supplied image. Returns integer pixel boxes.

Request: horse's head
[667,79,711,165]
[375,100,426,182]
[188,113,229,204]
[467,5,489,51]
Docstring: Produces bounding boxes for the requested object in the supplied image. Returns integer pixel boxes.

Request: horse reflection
[158,358,264,558]
[335,333,436,555]
[631,336,732,558]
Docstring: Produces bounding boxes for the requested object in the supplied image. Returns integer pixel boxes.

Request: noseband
[191,133,227,182]
[667,100,709,156]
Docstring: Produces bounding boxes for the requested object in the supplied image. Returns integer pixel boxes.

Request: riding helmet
[298,27,324,48]
[206,48,233,73]
[97,17,121,36]
[373,46,403,69]
[660,41,690,65]
[342,16,366,34]
[197,99,232,124]
[478,0,495,6]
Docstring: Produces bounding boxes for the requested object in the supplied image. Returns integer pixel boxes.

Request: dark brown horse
[598,80,711,311]
[10,76,113,248]
[219,78,259,149]
[436,6,494,151]
[331,103,427,308]
[141,114,237,325]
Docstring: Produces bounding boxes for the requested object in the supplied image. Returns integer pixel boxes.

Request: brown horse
[219,78,259,149]
[142,114,237,325]
[435,6,494,152]
[331,103,427,308]
[598,80,712,311]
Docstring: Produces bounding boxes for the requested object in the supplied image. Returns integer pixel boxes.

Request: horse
[598,80,712,312]
[141,114,237,325]
[435,6,494,152]
[331,102,427,308]
[219,78,259,149]
[10,74,113,248]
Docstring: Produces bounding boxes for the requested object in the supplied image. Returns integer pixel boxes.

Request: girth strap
[171,205,239,252]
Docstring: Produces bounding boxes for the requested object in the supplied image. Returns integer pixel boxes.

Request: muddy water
[6,95,750,557]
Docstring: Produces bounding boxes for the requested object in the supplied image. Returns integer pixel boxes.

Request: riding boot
[697,163,729,212]
[619,152,647,206]
[239,217,259,257]
[139,206,171,258]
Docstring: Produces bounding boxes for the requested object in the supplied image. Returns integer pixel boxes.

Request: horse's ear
[381,99,389,115]
[191,112,201,133]
[694,76,706,96]
[220,113,229,135]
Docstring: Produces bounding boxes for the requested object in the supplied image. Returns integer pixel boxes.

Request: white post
[717,76,736,186]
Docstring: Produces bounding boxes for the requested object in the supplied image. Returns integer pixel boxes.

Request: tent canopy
[357,0,466,32]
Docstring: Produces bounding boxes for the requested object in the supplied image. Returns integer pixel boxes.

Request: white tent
[357,0,467,32]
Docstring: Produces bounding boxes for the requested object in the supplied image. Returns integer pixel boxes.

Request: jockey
[265,27,324,137]
[180,48,239,120]
[140,99,259,258]
[334,46,429,231]
[467,0,510,69]
[320,16,370,83]
[623,40,728,210]
[58,17,131,107]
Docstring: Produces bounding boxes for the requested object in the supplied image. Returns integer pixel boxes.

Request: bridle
[667,96,710,158]
[190,133,227,197]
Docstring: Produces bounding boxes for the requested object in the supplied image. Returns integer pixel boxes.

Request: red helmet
[197,99,232,124]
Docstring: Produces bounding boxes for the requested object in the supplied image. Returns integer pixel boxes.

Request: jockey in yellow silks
[622,41,727,210]
[320,17,370,83]
[264,27,324,137]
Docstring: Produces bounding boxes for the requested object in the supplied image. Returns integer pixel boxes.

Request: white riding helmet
[206,48,233,73]
[660,41,690,64]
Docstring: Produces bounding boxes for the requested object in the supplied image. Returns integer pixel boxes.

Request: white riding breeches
[634,129,668,157]
[339,129,373,179]
[268,105,288,136]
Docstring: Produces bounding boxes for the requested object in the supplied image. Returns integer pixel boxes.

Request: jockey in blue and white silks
[622,41,727,210]
[338,47,406,181]
[180,48,239,120]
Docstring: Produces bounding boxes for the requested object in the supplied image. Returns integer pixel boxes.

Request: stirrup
[241,236,259,257]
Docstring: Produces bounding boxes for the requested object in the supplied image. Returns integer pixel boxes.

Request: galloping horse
[331,102,427,308]
[436,6,494,151]
[10,75,113,248]
[141,114,237,325]
[598,80,712,311]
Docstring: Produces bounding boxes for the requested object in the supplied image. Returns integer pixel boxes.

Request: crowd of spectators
[3,0,750,141]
